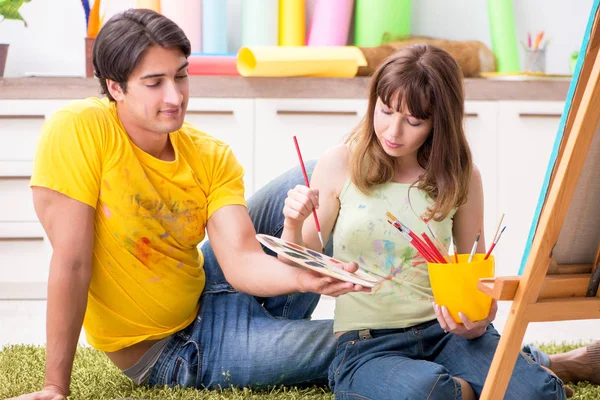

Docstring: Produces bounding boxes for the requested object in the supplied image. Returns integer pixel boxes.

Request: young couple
[12,8,569,400]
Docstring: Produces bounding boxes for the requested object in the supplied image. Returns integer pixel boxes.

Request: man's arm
[206,205,363,297]
[27,187,95,398]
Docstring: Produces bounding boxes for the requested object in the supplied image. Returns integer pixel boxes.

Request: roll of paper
[307,0,354,46]
[136,0,160,13]
[237,46,367,77]
[354,0,411,47]
[279,0,305,46]
[242,0,279,47]
[202,0,228,54]
[188,54,239,75]
[161,0,202,53]
[487,0,520,72]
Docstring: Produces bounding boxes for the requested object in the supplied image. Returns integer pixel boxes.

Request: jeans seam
[281,294,292,318]
[425,374,443,400]
[270,221,284,238]
[335,342,353,376]
[336,391,373,400]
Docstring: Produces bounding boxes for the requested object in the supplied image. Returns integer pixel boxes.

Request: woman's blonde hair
[346,44,472,221]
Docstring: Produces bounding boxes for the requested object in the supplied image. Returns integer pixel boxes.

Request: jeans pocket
[171,340,200,388]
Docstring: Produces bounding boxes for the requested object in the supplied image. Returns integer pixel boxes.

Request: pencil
[292,136,325,250]
[467,232,481,262]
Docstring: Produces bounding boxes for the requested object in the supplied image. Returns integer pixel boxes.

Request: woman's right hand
[282,184,320,230]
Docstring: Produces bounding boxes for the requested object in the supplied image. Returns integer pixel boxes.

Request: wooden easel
[477,1,600,399]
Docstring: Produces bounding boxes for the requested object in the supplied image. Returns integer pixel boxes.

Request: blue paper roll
[202,0,228,54]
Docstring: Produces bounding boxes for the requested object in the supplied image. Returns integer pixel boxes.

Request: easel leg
[480,304,529,400]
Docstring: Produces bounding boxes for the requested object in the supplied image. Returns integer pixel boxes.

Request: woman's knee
[407,372,460,400]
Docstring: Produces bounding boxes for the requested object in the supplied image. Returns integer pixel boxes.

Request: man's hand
[8,386,67,400]
[433,299,498,340]
[295,261,371,297]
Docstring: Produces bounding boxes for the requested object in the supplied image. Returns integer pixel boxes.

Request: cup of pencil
[428,254,495,323]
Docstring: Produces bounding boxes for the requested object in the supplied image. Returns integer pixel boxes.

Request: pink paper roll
[161,0,202,53]
[188,55,240,76]
[307,0,354,46]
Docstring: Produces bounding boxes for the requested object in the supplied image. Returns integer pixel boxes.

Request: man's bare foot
[549,341,600,385]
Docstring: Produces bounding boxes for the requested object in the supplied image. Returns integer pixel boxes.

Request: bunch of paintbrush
[386,212,449,263]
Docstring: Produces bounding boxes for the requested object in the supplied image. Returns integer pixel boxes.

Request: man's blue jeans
[148,161,335,389]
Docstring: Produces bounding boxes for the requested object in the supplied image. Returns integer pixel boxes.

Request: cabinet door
[495,101,564,276]
[0,100,69,299]
[185,98,255,195]
[254,99,367,190]
[0,100,68,177]
[464,101,499,251]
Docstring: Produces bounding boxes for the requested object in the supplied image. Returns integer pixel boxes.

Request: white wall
[0,0,593,77]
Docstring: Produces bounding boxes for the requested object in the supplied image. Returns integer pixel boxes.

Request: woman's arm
[281,144,350,251]
[452,165,487,254]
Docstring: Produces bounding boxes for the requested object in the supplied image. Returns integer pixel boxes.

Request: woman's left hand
[433,300,498,339]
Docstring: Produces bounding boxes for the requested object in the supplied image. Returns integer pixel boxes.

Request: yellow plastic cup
[428,254,495,323]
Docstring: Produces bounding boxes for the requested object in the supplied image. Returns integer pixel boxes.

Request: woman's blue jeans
[329,322,566,399]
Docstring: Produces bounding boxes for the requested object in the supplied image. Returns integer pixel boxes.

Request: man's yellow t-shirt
[30,97,247,352]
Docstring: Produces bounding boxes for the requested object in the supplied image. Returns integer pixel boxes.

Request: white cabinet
[254,99,367,190]
[0,100,68,177]
[0,101,67,299]
[0,97,568,300]
[464,101,499,254]
[495,101,564,276]
[185,98,255,195]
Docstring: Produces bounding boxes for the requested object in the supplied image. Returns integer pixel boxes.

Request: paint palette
[256,234,378,288]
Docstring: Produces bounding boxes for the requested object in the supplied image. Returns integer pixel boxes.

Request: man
[13,9,367,400]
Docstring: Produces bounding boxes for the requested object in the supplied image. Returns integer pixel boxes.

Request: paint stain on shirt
[134,237,152,267]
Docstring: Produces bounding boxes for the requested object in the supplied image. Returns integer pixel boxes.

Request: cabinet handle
[0,236,44,241]
[518,113,562,118]
[0,115,44,119]
[186,110,234,115]
[465,113,479,118]
[276,110,358,116]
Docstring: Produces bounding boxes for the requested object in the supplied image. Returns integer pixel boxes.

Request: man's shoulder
[48,97,114,126]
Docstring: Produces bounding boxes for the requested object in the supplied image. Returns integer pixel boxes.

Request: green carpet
[1,343,598,399]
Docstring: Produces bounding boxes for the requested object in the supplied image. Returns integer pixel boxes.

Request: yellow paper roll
[279,0,305,46]
[137,0,160,13]
[237,46,367,77]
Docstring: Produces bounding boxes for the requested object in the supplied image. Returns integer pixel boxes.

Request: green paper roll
[354,0,411,47]
[487,0,520,72]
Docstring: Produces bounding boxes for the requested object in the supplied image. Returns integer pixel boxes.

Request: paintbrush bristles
[386,211,399,222]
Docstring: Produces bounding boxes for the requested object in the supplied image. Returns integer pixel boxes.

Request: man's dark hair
[92,8,191,101]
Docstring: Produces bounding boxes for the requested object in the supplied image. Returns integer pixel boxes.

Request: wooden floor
[0,297,597,348]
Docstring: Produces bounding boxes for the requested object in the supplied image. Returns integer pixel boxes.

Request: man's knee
[507,353,567,400]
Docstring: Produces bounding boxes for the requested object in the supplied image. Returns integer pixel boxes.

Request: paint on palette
[306,249,324,259]
[255,234,378,288]
[283,250,310,260]
[306,260,327,268]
